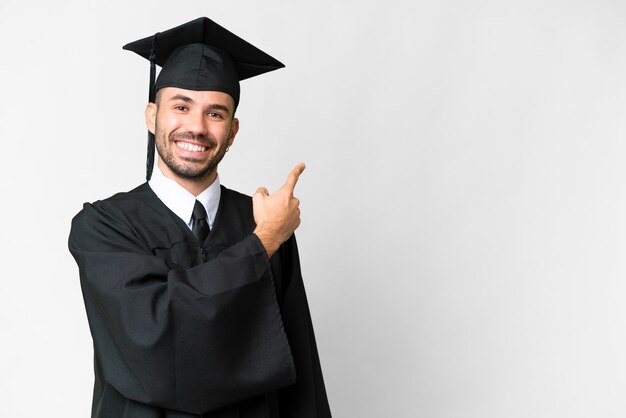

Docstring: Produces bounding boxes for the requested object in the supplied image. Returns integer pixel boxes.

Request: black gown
[68,183,331,418]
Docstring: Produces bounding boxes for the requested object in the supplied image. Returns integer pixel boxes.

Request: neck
[157,159,217,196]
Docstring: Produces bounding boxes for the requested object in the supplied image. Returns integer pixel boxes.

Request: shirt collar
[148,159,221,229]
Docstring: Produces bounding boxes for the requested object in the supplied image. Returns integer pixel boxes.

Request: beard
[154,123,229,181]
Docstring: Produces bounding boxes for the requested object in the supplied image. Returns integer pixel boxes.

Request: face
[146,87,239,184]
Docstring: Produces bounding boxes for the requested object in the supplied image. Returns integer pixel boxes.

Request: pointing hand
[253,163,305,257]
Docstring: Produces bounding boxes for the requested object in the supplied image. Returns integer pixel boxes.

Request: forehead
[158,87,235,110]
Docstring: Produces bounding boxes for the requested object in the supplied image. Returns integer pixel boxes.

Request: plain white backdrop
[2,0,626,416]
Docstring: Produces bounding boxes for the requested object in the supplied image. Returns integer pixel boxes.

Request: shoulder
[69,183,155,251]
[72,183,152,223]
[209,185,257,237]
[220,185,253,213]
[96,182,155,211]
[220,185,252,203]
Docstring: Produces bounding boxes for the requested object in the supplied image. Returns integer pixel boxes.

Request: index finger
[284,163,306,192]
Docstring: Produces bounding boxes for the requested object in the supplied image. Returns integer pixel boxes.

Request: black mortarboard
[123,17,285,180]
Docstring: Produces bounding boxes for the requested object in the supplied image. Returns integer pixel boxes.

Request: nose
[185,110,208,137]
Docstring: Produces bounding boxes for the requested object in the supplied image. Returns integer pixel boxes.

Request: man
[69,17,331,418]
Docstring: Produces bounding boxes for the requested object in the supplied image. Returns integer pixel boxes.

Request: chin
[174,164,215,180]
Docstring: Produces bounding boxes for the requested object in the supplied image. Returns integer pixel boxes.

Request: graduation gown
[68,183,331,418]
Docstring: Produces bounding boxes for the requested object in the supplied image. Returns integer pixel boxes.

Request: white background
[2,0,626,416]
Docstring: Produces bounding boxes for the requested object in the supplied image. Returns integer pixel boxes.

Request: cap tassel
[146,134,155,181]
[146,33,159,181]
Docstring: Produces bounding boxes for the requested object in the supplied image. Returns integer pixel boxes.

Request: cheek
[212,124,233,142]
[157,113,183,133]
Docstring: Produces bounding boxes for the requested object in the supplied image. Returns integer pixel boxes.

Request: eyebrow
[168,95,232,115]
[206,103,231,115]
[169,94,194,103]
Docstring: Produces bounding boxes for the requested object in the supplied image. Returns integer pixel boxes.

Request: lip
[174,140,210,157]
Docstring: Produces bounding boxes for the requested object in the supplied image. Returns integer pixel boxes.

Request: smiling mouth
[175,141,208,152]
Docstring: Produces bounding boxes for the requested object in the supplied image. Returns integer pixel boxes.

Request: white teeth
[176,142,207,152]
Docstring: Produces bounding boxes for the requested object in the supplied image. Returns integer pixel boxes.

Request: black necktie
[192,200,210,244]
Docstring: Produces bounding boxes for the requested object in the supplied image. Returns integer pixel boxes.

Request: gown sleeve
[68,201,296,415]
[274,236,332,418]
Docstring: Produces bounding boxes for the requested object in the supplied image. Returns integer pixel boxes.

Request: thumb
[254,187,269,196]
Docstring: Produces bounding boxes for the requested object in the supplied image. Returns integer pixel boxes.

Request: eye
[208,112,224,119]
[174,105,188,112]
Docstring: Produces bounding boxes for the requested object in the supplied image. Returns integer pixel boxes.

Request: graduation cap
[123,17,285,180]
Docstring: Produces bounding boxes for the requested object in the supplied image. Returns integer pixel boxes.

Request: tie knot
[192,200,207,221]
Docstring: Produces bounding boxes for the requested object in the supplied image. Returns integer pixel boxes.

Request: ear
[145,102,157,134]
[227,117,239,148]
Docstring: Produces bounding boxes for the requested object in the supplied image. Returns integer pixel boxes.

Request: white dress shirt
[148,160,221,230]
